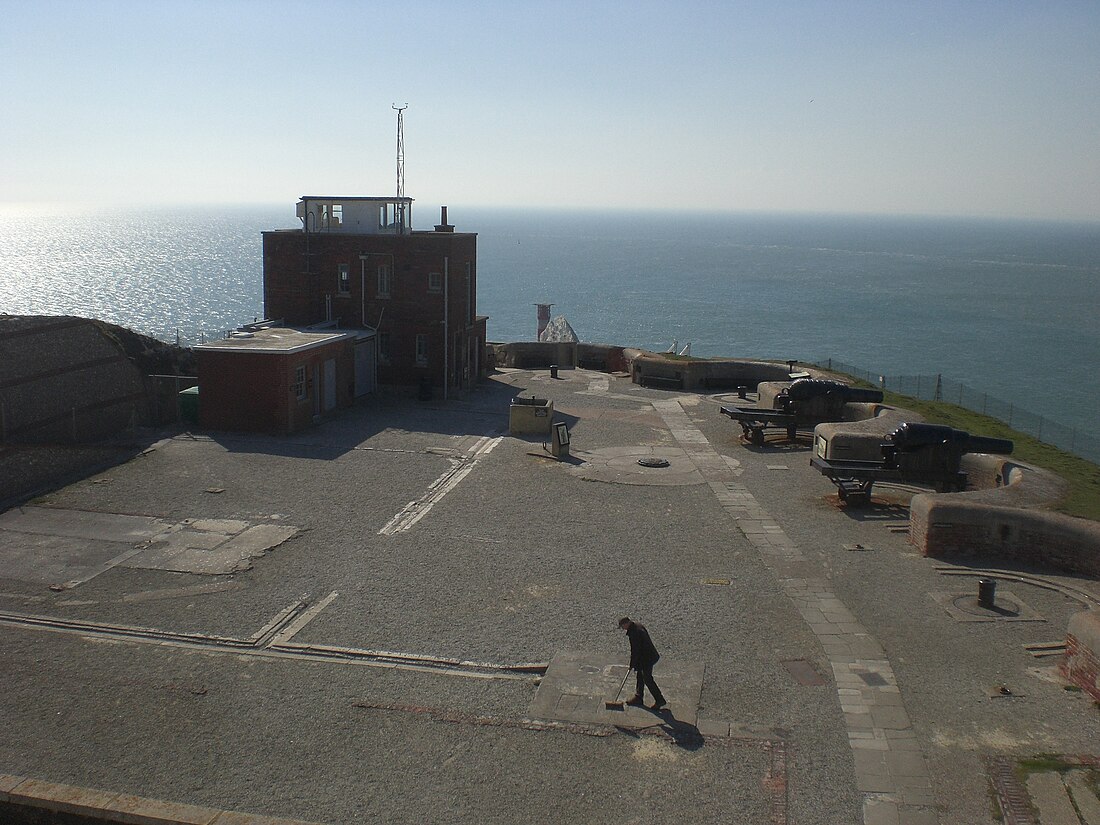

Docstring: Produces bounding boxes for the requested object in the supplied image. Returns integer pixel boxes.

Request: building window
[292,365,307,400]
[415,334,428,365]
[428,271,442,293]
[331,203,343,227]
[377,264,392,298]
[379,204,388,227]
[378,332,390,365]
[337,264,350,294]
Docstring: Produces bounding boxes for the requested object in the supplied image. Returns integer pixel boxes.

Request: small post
[916,375,921,397]
[978,578,996,608]
[1008,404,1013,427]
[1037,417,1043,442]
[934,374,942,401]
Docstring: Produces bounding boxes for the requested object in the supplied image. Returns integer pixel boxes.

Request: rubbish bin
[178,386,199,424]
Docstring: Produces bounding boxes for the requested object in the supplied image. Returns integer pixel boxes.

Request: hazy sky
[3,1,1098,220]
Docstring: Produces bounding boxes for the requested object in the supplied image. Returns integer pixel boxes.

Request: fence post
[958,383,963,405]
[916,375,921,397]
[934,374,942,401]
[1037,417,1042,442]
[1008,404,1013,427]
[982,394,987,414]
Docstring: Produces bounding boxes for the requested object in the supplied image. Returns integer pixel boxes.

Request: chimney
[536,303,553,340]
[434,206,454,232]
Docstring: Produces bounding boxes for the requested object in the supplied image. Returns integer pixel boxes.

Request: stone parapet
[910,494,1100,577]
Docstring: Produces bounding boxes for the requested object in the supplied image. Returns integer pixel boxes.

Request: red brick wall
[197,341,354,434]
[262,230,479,388]
[1061,612,1100,701]
[909,495,1100,578]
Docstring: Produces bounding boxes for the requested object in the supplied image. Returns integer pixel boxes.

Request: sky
[2,1,1099,221]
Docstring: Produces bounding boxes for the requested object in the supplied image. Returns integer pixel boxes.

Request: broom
[604,667,632,710]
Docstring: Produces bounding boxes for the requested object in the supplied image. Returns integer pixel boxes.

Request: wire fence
[815,357,1100,465]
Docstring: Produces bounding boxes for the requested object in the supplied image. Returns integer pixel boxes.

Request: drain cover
[637,457,671,468]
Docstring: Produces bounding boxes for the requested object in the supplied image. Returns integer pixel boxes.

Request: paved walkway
[652,398,937,825]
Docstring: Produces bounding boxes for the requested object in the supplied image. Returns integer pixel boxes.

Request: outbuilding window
[377,264,392,298]
[292,365,307,400]
[428,271,442,293]
[337,264,350,294]
[415,334,428,365]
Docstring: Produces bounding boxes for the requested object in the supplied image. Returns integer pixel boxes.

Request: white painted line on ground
[380,436,502,535]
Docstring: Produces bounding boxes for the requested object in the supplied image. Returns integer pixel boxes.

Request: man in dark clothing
[619,616,667,711]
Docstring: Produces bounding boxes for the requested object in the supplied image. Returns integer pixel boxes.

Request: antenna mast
[393,103,408,233]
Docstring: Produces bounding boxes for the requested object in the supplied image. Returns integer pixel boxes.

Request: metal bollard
[550,364,559,379]
[977,578,996,608]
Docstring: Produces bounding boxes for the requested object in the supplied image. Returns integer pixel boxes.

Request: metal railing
[815,358,1099,464]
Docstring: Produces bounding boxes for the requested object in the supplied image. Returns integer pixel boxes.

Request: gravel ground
[3,368,1095,824]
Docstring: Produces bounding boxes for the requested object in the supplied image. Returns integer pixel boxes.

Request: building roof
[194,326,368,355]
[299,196,414,203]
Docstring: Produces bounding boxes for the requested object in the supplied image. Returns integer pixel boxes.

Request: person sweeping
[618,616,667,711]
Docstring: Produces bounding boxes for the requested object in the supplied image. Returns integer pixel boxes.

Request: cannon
[721,379,884,446]
[811,422,1013,504]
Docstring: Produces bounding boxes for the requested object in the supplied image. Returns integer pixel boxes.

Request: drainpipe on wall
[443,256,449,401]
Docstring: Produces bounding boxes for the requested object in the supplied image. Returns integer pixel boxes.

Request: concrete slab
[122,525,299,575]
[0,531,141,585]
[1067,770,1100,825]
[569,446,707,486]
[216,525,299,559]
[529,651,704,728]
[0,506,167,543]
[1025,771,1081,825]
[0,505,299,581]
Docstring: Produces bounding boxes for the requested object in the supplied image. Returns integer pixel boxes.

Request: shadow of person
[650,708,705,752]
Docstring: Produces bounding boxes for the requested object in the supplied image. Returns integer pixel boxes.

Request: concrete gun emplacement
[721,379,885,446]
[812,422,1014,504]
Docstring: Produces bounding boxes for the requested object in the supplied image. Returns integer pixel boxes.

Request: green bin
[178,386,199,424]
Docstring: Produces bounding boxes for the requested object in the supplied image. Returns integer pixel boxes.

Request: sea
[1,203,1097,442]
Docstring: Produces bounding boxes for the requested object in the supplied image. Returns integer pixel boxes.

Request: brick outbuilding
[195,326,370,435]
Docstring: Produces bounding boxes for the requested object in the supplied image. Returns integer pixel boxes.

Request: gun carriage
[810,422,1014,504]
[720,379,884,446]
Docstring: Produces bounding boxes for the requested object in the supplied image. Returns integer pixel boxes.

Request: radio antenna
[393,104,408,232]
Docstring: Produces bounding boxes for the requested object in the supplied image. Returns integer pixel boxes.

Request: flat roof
[193,326,366,355]
[299,196,414,203]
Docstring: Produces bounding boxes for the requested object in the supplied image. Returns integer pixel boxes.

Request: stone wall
[910,494,1100,577]
[628,352,795,391]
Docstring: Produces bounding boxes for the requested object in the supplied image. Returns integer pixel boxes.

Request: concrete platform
[529,651,704,728]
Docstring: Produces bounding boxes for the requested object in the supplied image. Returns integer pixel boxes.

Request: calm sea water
[1,204,1097,433]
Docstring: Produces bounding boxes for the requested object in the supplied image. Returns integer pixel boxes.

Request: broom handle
[615,666,631,700]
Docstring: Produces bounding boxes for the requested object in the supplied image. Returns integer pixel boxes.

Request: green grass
[824,372,1100,521]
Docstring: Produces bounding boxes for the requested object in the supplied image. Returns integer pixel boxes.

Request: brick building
[194,326,366,435]
[262,196,487,396]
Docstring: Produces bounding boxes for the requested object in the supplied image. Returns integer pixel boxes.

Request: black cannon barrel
[962,434,1014,455]
[887,423,1013,455]
[782,379,882,403]
[839,386,885,403]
